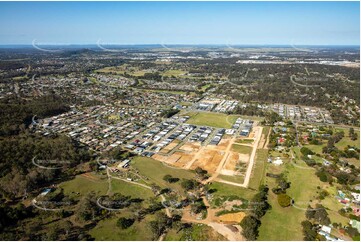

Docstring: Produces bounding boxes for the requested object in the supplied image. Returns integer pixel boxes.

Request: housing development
[0,1,360,242]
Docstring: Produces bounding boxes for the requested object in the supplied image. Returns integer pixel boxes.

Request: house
[273,157,283,166]
[349,219,360,232]
[321,225,332,234]
[352,207,360,216]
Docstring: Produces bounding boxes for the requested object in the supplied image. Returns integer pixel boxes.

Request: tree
[240,215,260,240]
[306,206,316,220]
[180,179,198,191]
[148,213,172,240]
[76,192,100,222]
[300,147,315,157]
[251,185,270,219]
[345,226,359,238]
[301,220,317,240]
[277,193,291,207]
[163,175,179,183]
[117,217,135,229]
[313,205,331,225]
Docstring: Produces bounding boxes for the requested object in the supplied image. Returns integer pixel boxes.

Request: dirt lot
[152,151,194,168]
[179,142,201,152]
[217,212,246,224]
[190,149,224,173]
[161,140,180,153]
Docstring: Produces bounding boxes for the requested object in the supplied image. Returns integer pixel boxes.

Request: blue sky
[0,1,359,45]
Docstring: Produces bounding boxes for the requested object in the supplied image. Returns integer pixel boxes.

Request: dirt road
[215,126,263,188]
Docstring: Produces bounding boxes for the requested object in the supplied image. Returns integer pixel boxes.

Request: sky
[0,1,359,45]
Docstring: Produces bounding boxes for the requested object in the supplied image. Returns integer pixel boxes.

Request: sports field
[184,112,240,128]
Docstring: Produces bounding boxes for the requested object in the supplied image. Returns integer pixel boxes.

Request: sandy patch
[217,212,246,224]
[179,142,201,152]
[161,140,180,153]
[190,149,224,173]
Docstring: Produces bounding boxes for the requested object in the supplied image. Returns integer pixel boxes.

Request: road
[213,126,263,188]
[181,197,245,241]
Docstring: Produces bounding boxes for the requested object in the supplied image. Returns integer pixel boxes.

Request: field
[334,127,360,150]
[209,182,257,207]
[131,156,195,191]
[258,158,352,241]
[231,144,252,154]
[218,174,245,184]
[248,148,268,190]
[60,173,108,197]
[110,179,154,198]
[183,112,240,129]
[90,213,156,240]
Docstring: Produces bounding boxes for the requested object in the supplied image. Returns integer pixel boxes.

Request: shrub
[277,193,291,207]
[117,217,135,229]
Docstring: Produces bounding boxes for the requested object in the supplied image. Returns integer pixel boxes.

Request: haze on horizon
[0,1,359,46]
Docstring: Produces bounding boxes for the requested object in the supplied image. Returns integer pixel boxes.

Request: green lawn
[235,139,254,144]
[110,179,154,198]
[209,182,256,207]
[89,213,155,240]
[335,134,360,150]
[231,144,253,154]
[184,112,240,129]
[259,159,349,240]
[60,174,108,197]
[303,143,325,154]
[131,156,195,192]
[218,174,245,184]
[248,149,268,190]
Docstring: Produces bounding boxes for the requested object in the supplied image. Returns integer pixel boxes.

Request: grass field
[258,158,350,241]
[334,128,360,150]
[231,144,253,154]
[209,182,257,207]
[110,179,154,198]
[248,149,268,190]
[60,174,108,197]
[184,112,239,128]
[90,213,155,240]
[131,156,195,192]
[218,174,245,184]
[258,163,317,240]
[235,138,254,144]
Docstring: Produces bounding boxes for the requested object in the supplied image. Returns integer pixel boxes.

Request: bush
[316,170,328,182]
[117,217,135,229]
[301,147,315,156]
[240,215,260,240]
[277,193,291,207]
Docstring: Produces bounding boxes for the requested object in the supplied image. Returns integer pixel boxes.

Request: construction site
[152,122,264,188]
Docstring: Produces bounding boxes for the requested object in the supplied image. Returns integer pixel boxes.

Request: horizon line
[0,43,359,47]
